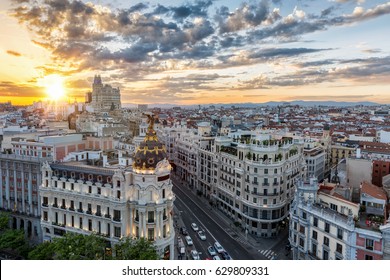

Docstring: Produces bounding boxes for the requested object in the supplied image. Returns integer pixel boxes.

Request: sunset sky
[0,0,389,106]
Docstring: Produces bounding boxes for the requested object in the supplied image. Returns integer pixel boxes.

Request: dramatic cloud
[6,50,22,57]
[0,81,45,97]
[5,0,390,103]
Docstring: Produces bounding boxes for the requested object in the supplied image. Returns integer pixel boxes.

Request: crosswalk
[258,249,276,259]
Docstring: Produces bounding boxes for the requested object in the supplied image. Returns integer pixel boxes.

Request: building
[39,117,175,259]
[289,179,389,260]
[89,75,121,113]
[377,129,390,144]
[303,140,326,182]
[214,133,305,237]
[372,160,390,188]
[331,144,356,165]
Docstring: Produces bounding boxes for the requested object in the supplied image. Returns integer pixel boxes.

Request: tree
[0,212,9,231]
[0,229,29,258]
[113,237,159,260]
[28,241,56,260]
[53,233,107,260]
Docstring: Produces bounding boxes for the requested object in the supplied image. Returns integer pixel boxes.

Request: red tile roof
[361,181,388,200]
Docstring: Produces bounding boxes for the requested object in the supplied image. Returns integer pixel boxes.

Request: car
[197,230,206,241]
[191,223,199,231]
[207,246,217,256]
[191,250,200,260]
[185,235,193,246]
[212,256,221,260]
[180,227,188,235]
[214,241,225,253]
[220,251,233,260]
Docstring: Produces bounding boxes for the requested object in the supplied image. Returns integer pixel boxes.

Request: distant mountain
[122,100,383,109]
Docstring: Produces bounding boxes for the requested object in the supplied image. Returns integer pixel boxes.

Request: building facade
[90,75,121,112]
[39,120,175,259]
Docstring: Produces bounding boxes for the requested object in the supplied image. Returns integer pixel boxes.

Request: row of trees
[0,212,159,260]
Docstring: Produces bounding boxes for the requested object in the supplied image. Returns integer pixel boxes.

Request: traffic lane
[173,185,257,260]
[175,196,214,259]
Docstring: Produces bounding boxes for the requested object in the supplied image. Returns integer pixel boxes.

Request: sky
[0,0,389,106]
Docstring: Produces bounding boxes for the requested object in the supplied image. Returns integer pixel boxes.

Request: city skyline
[0,0,389,106]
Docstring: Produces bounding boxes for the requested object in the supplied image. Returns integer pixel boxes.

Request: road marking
[175,195,219,243]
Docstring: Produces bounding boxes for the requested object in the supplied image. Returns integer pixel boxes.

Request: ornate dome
[133,115,167,170]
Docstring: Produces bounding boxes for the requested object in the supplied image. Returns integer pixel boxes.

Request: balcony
[41,203,49,207]
[68,207,75,211]
[104,214,111,219]
[77,209,83,213]
[113,217,121,222]
[60,205,66,210]
[86,210,92,215]
[52,204,58,208]
[95,212,102,217]
[252,181,259,185]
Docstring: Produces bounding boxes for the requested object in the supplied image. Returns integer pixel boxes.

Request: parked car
[185,235,193,246]
[207,246,217,256]
[197,230,206,241]
[214,241,225,253]
[212,255,221,260]
[191,250,200,260]
[221,251,233,260]
[191,223,199,231]
[180,227,188,235]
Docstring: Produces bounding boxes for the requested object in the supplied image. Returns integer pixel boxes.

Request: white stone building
[39,121,175,259]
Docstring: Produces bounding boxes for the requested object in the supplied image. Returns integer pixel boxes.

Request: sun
[42,75,66,100]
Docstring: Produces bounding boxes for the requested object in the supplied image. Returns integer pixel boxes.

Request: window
[313,217,318,227]
[325,222,330,233]
[88,219,92,231]
[312,230,317,240]
[43,211,48,221]
[71,183,74,190]
[43,196,48,206]
[114,210,121,221]
[365,255,373,260]
[324,236,329,246]
[71,216,74,227]
[79,202,83,212]
[148,211,154,223]
[88,185,92,193]
[70,200,74,210]
[162,189,166,198]
[323,250,329,260]
[299,238,304,248]
[311,244,317,256]
[87,203,92,214]
[336,243,343,254]
[97,187,101,195]
[294,222,297,230]
[337,228,343,240]
[96,205,101,216]
[302,211,307,220]
[79,217,83,229]
[114,226,121,238]
[330,203,338,211]
[148,228,154,241]
[263,199,267,205]
[117,190,121,199]
[365,239,374,250]
[107,224,111,236]
[299,225,305,234]
[264,169,268,174]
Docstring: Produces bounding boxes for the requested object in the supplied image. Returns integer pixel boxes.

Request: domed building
[39,114,176,259]
[130,114,175,259]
